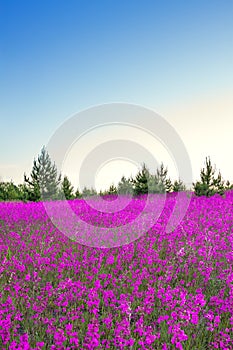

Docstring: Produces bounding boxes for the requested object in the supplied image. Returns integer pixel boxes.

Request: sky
[0,0,233,192]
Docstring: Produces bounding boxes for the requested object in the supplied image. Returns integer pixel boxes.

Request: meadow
[0,190,232,349]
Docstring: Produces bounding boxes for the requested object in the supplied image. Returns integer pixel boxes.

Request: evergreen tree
[156,163,172,193]
[165,177,173,193]
[18,184,29,202]
[82,187,89,197]
[0,181,21,201]
[172,179,187,192]
[193,157,225,197]
[149,163,172,193]
[7,181,20,200]
[90,187,97,196]
[99,189,104,197]
[147,174,160,193]
[212,171,225,196]
[0,182,7,201]
[117,176,133,195]
[132,163,150,196]
[61,175,74,200]
[107,184,118,195]
[225,180,233,191]
[24,146,61,201]
[100,189,109,196]
[82,186,97,197]
[75,188,82,198]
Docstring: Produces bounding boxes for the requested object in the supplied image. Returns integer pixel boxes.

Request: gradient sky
[1,0,233,192]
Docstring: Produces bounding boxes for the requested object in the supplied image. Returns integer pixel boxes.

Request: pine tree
[0,182,8,201]
[117,176,134,195]
[18,184,29,202]
[165,178,173,193]
[225,180,233,191]
[82,186,97,197]
[0,181,22,201]
[149,163,172,193]
[24,146,61,201]
[147,174,160,193]
[107,184,118,195]
[193,157,225,197]
[212,171,225,196]
[61,175,74,200]
[132,163,150,196]
[156,163,172,193]
[75,188,82,198]
[172,179,187,192]
[90,187,97,196]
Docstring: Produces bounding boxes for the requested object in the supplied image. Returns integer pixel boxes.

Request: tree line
[0,146,232,202]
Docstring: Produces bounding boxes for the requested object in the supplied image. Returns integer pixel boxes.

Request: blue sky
[1,0,233,190]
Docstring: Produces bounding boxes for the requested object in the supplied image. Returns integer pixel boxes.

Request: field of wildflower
[0,190,233,349]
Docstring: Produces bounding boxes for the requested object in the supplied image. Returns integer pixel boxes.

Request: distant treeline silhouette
[0,146,232,202]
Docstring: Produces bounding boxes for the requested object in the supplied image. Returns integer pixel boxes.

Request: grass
[0,191,232,349]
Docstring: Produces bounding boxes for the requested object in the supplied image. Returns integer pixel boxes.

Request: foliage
[193,157,225,197]
[0,181,22,201]
[17,184,30,202]
[131,163,150,196]
[131,163,173,195]
[150,163,173,193]
[24,146,61,201]
[172,178,187,192]
[2,150,233,202]
[61,175,75,200]
[117,176,133,195]
[224,180,233,191]
[1,192,233,347]
[107,184,118,195]
[75,188,82,199]
[81,186,97,197]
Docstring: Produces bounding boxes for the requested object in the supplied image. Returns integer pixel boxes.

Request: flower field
[0,191,233,349]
